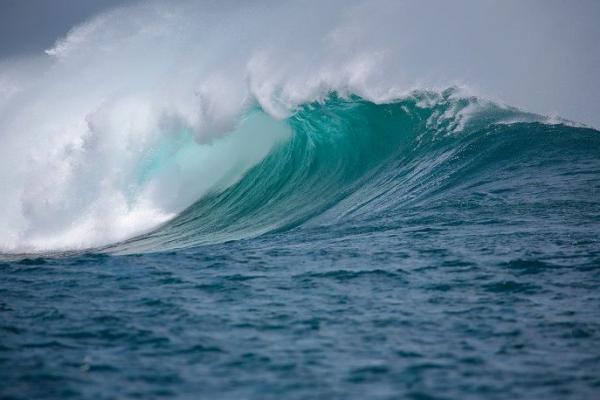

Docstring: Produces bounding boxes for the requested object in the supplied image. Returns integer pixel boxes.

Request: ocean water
[2,91,600,399]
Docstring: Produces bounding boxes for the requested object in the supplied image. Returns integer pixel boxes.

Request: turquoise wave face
[108,90,600,254]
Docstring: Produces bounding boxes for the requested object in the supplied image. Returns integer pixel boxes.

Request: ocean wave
[108,90,600,253]
[1,0,598,254]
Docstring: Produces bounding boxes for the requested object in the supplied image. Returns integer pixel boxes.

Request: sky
[0,0,598,127]
[0,0,131,57]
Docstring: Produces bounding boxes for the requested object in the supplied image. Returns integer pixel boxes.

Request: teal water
[1,91,600,399]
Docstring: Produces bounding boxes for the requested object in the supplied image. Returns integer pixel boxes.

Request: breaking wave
[0,0,598,254]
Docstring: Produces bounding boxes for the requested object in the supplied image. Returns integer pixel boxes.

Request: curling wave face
[110,90,600,253]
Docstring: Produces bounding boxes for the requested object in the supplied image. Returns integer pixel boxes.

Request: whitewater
[1,1,599,399]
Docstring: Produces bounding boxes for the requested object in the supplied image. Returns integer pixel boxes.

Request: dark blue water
[2,93,600,399]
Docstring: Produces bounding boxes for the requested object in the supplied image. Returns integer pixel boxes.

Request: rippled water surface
[2,227,600,399]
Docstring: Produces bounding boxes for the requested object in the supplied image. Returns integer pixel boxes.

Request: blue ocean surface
[1,92,600,399]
